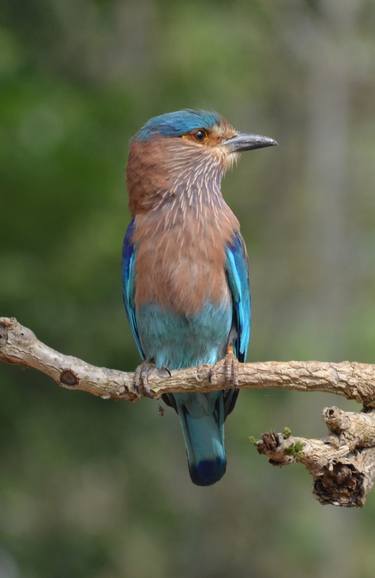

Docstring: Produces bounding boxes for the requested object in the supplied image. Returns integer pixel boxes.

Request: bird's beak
[224,133,278,153]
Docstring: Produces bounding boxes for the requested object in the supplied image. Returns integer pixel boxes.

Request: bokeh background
[1,0,375,576]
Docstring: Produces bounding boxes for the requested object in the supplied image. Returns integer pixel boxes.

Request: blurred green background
[1,0,375,577]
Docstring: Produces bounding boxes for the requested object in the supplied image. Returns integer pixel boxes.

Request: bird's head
[127,109,276,215]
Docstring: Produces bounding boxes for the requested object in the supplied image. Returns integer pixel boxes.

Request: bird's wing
[121,219,145,359]
[222,231,251,417]
[225,231,251,362]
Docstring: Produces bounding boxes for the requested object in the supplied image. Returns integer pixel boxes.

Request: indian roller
[122,109,276,486]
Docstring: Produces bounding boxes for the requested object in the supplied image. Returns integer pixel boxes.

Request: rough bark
[256,407,375,507]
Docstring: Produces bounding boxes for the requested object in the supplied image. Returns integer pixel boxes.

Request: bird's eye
[193,129,207,142]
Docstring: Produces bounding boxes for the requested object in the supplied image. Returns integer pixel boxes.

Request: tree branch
[1,316,375,404]
[2,315,375,506]
[256,407,375,507]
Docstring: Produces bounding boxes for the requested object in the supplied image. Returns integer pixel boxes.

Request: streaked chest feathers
[133,206,238,316]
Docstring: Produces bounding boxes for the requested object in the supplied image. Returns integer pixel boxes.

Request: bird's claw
[208,345,239,390]
[222,345,239,389]
[133,361,171,398]
[134,361,156,398]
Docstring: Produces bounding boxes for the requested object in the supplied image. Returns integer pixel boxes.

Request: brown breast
[133,208,238,315]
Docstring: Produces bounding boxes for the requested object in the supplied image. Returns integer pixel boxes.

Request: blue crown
[135,109,221,140]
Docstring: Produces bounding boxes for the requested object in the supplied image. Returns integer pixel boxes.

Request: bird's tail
[175,392,226,486]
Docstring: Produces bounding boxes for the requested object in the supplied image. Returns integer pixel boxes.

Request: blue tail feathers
[189,457,226,486]
[176,392,227,486]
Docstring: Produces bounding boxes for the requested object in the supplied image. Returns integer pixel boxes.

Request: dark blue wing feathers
[121,219,145,359]
[225,232,251,362]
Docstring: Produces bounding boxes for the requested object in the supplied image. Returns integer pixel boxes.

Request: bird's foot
[222,345,239,389]
[208,345,239,390]
[134,361,171,398]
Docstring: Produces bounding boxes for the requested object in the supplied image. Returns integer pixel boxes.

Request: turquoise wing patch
[225,232,251,362]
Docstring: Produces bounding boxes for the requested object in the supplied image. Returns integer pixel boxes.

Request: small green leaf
[284,441,305,457]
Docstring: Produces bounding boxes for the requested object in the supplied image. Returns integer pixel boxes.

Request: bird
[122,109,276,486]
